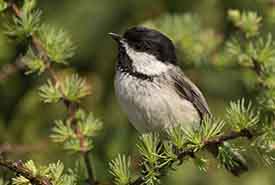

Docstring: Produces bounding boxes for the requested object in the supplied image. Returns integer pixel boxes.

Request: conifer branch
[2,3,275,185]
[202,129,254,146]
[130,128,256,185]
[0,158,52,185]
[4,2,96,185]
[0,1,26,83]
[0,59,24,82]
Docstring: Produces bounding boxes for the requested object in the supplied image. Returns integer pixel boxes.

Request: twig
[84,152,95,184]
[12,4,95,185]
[203,129,253,146]
[131,128,255,185]
[5,3,96,185]
[0,2,28,83]
[67,102,96,184]
[0,158,52,185]
[252,58,263,76]
[0,58,25,82]
[66,101,96,184]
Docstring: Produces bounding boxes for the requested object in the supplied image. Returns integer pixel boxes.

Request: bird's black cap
[108,26,177,64]
[123,26,177,64]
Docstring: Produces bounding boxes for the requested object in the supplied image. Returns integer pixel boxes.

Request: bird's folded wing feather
[168,66,211,118]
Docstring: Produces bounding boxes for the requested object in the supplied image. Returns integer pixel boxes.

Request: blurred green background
[1,0,275,184]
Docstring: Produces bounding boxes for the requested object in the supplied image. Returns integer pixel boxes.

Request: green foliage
[167,126,186,149]
[226,9,275,118]
[143,13,221,66]
[38,25,76,64]
[39,80,63,103]
[48,161,77,185]
[132,119,223,185]
[162,142,177,162]
[182,117,224,150]
[108,115,252,185]
[51,120,75,143]
[109,154,132,185]
[136,134,166,185]
[3,1,275,185]
[137,133,161,166]
[51,109,102,153]
[226,99,259,131]
[22,48,46,75]
[61,74,91,102]
[199,117,225,141]
[224,7,275,171]
[12,176,30,185]
[5,0,41,40]
[226,9,275,94]
[1,2,99,183]
[12,161,77,185]
[217,143,245,171]
[0,0,7,12]
[257,88,275,112]
[39,74,91,103]
[253,125,275,166]
[75,109,103,137]
[141,164,161,185]
[247,34,275,66]
[226,34,275,70]
[228,9,262,38]
[225,38,247,65]
[260,73,275,89]
[193,157,208,172]
[23,160,38,176]
[226,9,275,97]
[22,0,37,14]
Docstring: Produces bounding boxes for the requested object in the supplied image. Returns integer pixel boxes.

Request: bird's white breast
[114,71,201,133]
[123,42,168,76]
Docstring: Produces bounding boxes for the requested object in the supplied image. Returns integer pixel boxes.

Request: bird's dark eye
[134,42,143,50]
[137,41,151,51]
[129,40,151,51]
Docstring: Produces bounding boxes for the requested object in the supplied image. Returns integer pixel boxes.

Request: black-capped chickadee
[109,26,247,176]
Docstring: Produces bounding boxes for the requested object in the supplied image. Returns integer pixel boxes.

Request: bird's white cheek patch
[124,43,168,75]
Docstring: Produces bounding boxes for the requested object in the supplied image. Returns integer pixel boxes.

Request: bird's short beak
[108,32,122,42]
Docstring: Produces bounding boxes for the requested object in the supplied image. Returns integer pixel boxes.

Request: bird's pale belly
[115,72,201,133]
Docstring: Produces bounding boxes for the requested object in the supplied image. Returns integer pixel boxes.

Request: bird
[109,26,248,176]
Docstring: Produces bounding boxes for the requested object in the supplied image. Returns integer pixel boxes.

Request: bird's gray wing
[167,66,211,119]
